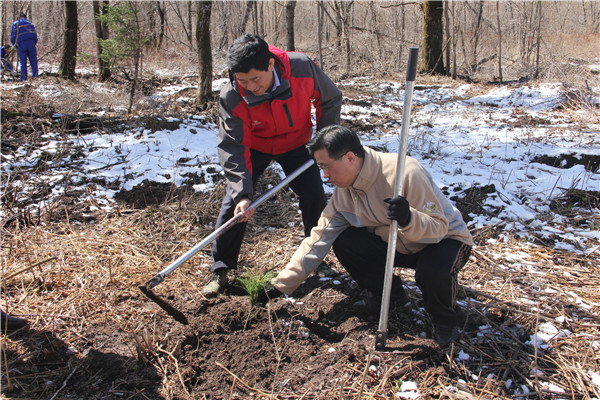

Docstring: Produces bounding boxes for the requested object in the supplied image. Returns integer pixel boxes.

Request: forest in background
[1,0,599,90]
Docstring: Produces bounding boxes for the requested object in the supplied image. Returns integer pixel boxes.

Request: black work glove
[384,196,412,227]
[255,287,283,307]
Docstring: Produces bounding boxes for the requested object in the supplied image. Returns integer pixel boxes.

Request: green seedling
[236,268,277,307]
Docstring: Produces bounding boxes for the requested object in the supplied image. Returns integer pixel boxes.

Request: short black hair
[307,125,366,159]
[19,13,27,19]
[227,34,272,74]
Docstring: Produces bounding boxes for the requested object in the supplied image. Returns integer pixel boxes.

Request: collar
[351,147,380,192]
[270,68,280,93]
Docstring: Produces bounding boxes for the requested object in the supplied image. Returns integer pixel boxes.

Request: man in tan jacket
[263,125,474,346]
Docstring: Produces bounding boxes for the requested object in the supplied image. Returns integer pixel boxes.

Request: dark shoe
[1,310,28,333]
[391,288,410,307]
[201,269,228,298]
[354,289,410,312]
[353,291,381,313]
[434,323,460,347]
[316,262,337,278]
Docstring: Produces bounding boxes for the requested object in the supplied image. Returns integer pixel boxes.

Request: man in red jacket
[202,34,342,297]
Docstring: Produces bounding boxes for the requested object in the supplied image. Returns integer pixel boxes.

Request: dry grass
[1,190,599,398]
[1,49,599,397]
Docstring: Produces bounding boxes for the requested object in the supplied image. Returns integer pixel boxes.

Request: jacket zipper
[282,104,293,127]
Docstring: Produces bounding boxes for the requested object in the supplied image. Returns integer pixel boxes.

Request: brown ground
[1,72,599,399]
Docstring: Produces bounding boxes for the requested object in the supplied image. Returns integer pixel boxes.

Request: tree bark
[156,1,165,50]
[496,0,503,83]
[533,0,542,79]
[196,1,213,107]
[59,1,78,80]
[419,0,445,74]
[240,1,255,36]
[470,1,483,73]
[285,0,296,51]
[93,0,111,81]
[317,1,324,68]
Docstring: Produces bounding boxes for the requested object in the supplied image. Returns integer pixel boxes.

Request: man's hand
[255,287,283,307]
[234,198,254,222]
[384,196,412,227]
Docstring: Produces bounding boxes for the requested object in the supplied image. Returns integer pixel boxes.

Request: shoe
[353,291,381,314]
[1,310,28,333]
[201,269,228,298]
[391,289,410,307]
[353,289,410,311]
[433,323,460,347]
[316,262,337,278]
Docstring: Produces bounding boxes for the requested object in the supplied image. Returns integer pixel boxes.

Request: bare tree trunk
[471,1,483,73]
[59,0,78,80]
[451,1,457,79]
[420,0,445,74]
[533,0,542,79]
[156,1,165,50]
[196,1,213,107]
[317,1,323,68]
[93,0,111,81]
[444,1,450,76]
[173,1,193,50]
[127,3,143,114]
[188,1,193,45]
[240,1,255,36]
[368,2,382,65]
[257,1,264,37]
[496,0,503,83]
[252,1,259,35]
[285,0,296,51]
[331,0,353,74]
[393,4,406,73]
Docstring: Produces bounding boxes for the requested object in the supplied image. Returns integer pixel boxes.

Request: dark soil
[3,263,456,399]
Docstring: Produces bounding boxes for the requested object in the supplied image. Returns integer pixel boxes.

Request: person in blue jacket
[1,45,14,72]
[11,13,38,81]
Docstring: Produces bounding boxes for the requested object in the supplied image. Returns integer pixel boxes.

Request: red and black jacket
[217,45,342,203]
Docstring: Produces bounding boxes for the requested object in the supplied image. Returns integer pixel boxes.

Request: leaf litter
[1,67,599,399]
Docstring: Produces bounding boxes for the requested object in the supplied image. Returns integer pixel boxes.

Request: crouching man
[262,125,474,346]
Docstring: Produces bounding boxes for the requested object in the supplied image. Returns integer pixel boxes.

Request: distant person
[1,44,15,73]
[263,125,474,347]
[203,34,342,298]
[11,12,38,81]
[1,309,28,333]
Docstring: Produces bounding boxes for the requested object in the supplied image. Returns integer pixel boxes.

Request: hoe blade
[139,284,189,325]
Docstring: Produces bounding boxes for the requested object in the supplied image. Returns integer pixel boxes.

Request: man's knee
[332,227,357,252]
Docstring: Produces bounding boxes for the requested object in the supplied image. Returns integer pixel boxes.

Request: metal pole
[375,47,419,351]
[142,158,315,290]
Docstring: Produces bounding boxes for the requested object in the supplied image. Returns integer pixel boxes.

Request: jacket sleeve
[298,56,341,131]
[398,161,450,244]
[272,209,350,295]
[218,84,254,203]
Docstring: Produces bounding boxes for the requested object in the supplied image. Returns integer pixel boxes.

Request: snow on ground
[2,76,598,255]
[1,73,599,396]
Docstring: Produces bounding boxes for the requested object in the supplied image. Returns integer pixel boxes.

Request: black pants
[211,145,326,272]
[332,226,472,326]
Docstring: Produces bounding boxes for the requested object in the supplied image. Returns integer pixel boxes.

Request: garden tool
[139,158,315,324]
[376,47,419,350]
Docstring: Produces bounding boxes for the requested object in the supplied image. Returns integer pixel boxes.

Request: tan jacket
[272,147,474,295]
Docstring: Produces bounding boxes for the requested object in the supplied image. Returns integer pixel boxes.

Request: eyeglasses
[317,153,346,172]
